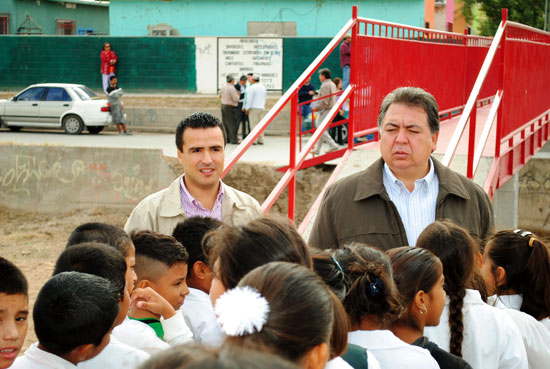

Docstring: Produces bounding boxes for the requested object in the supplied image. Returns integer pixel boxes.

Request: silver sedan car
[0,83,113,134]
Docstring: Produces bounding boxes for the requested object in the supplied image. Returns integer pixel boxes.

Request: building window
[0,14,9,34]
[56,19,75,35]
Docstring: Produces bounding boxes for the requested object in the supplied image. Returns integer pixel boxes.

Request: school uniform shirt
[112,310,193,355]
[424,289,528,369]
[490,294,550,333]
[348,329,440,369]
[77,335,150,369]
[325,357,354,369]
[10,343,77,369]
[341,343,382,369]
[488,295,550,369]
[180,287,225,347]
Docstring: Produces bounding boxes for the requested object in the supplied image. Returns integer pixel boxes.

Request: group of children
[2,216,550,369]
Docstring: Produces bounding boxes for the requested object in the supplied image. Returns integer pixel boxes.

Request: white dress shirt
[244,83,266,110]
[112,310,193,355]
[11,343,77,369]
[382,158,439,246]
[491,294,550,332]
[488,295,550,369]
[348,329,440,369]
[77,335,150,369]
[180,287,225,347]
[425,289,528,369]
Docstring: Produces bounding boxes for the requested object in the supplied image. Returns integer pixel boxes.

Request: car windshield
[71,86,100,101]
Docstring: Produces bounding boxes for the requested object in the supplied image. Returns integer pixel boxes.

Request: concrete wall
[0,144,177,212]
[6,0,109,35]
[518,156,550,233]
[109,0,425,37]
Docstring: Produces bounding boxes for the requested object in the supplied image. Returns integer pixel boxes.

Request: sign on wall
[218,38,283,91]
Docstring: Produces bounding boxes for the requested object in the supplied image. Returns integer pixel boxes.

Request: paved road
[0,128,310,167]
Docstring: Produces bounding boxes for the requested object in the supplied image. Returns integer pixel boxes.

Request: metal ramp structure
[222,6,550,236]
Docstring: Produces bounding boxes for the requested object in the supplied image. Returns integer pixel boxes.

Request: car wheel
[63,115,84,135]
[88,126,104,134]
[8,126,22,132]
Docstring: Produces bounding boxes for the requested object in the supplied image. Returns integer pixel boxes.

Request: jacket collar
[354,156,470,201]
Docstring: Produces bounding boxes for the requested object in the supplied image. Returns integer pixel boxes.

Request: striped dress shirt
[382,158,439,246]
[180,176,224,221]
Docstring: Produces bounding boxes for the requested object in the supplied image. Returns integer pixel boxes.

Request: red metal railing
[222,6,550,228]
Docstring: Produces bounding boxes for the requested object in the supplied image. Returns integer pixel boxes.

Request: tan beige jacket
[124,176,262,235]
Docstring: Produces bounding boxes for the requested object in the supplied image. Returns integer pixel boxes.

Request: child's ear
[475,251,484,269]
[495,266,507,288]
[193,261,211,280]
[303,342,329,369]
[137,279,151,289]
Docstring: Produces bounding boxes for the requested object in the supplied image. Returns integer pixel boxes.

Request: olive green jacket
[309,157,494,250]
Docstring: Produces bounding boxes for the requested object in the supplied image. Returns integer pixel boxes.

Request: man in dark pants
[219,75,240,144]
[235,75,249,140]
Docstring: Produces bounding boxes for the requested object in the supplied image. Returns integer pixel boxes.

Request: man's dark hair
[240,75,247,82]
[172,216,223,272]
[67,222,132,257]
[319,68,331,79]
[378,86,440,134]
[175,112,226,152]
[247,73,253,77]
[33,272,119,356]
[131,230,189,282]
[110,75,117,81]
[54,242,127,302]
[0,257,28,297]
[226,75,234,83]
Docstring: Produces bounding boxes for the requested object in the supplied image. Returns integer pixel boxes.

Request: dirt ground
[0,162,333,351]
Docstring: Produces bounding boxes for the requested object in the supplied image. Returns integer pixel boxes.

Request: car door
[3,86,46,124]
[40,87,73,125]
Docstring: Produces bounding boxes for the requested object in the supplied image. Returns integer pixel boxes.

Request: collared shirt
[244,83,266,110]
[78,335,150,369]
[382,158,439,246]
[180,288,225,347]
[11,343,77,369]
[180,176,224,221]
[219,83,240,107]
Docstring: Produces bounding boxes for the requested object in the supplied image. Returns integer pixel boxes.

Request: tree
[463,0,547,36]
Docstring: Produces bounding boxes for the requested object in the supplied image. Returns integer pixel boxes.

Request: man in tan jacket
[125,112,262,235]
[219,75,241,144]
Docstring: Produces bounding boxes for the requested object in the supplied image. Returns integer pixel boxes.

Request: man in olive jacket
[309,87,494,250]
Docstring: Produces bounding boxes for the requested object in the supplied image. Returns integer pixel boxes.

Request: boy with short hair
[0,257,29,369]
[11,272,119,369]
[54,242,150,369]
[112,230,193,354]
[172,216,224,346]
[66,222,137,293]
[106,75,131,135]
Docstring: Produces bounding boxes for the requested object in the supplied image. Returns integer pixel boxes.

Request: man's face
[150,263,189,310]
[344,37,351,44]
[247,75,253,83]
[318,73,325,83]
[379,103,438,180]
[110,78,117,87]
[177,127,225,192]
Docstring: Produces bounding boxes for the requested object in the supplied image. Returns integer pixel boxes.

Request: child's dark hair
[33,271,119,356]
[207,217,312,290]
[311,248,347,301]
[334,243,402,329]
[176,112,227,152]
[0,257,28,297]
[226,262,333,362]
[54,242,127,302]
[138,344,301,369]
[416,220,476,357]
[387,247,443,330]
[172,216,223,272]
[131,230,189,281]
[110,75,117,81]
[67,222,132,257]
[486,229,550,320]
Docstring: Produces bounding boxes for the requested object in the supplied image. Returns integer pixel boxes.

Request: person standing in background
[235,75,249,141]
[244,75,267,145]
[219,75,240,144]
[340,35,351,89]
[100,42,118,93]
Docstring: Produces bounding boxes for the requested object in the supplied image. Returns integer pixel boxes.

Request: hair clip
[331,255,344,273]
[529,237,536,247]
[215,286,270,336]
[367,278,384,297]
[513,229,534,238]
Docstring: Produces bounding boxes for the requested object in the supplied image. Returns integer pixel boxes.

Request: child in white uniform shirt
[333,244,440,369]
[480,229,550,368]
[113,231,193,354]
[12,272,118,369]
[172,216,224,347]
[418,221,528,369]
[53,243,150,369]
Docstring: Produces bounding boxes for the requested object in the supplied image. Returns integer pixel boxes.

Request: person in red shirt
[339,35,351,89]
[100,43,118,93]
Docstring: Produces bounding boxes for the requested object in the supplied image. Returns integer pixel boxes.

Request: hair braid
[448,287,466,357]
